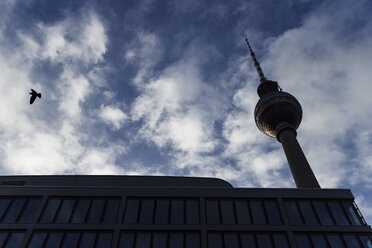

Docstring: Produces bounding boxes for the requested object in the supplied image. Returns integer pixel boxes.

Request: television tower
[246,38,320,188]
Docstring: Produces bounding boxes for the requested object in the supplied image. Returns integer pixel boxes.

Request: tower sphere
[254,82,302,138]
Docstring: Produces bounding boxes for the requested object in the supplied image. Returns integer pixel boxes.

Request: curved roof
[0,175,233,188]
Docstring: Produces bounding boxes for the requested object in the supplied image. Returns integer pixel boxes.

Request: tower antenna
[245,38,266,82]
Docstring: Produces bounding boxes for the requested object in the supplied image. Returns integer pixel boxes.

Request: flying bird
[29,89,41,104]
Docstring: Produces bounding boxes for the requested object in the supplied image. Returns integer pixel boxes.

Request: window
[120,232,200,248]
[273,234,289,248]
[313,200,333,225]
[310,234,328,248]
[343,235,362,248]
[359,236,372,248]
[124,198,199,225]
[41,197,120,224]
[206,200,220,224]
[0,197,41,223]
[284,200,303,225]
[328,201,349,225]
[3,199,26,223]
[40,199,61,223]
[298,201,318,225]
[250,200,266,224]
[342,201,362,226]
[220,200,235,224]
[294,234,312,248]
[5,232,25,248]
[139,199,154,224]
[186,199,199,224]
[56,199,75,223]
[327,234,344,248]
[124,199,140,224]
[224,234,239,248]
[235,200,251,224]
[170,199,184,224]
[264,200,282,224]
[154,199,169,224]
[207,232,287,248]
[29,231,113,248]
[256,234,273,248]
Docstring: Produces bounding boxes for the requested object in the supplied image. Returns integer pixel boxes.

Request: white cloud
[99,105,128,130]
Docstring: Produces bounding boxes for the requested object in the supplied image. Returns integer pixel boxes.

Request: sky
[0,0,372,223]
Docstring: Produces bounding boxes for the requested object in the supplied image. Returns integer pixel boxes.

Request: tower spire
[245,38,266,82]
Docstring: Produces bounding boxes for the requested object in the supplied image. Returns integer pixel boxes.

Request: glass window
[359,236,372,248]
[96,233,113,248]
[256,234,273,248]
[240,233,256,248]
[310,234,327,248]
[272,234,289,248]
[45,233,64,248]
[136,233,151,248]
[124,199,140,224]
[235,200,251,224]
[87,199,105,223]
[4,199,26,223]
[220,200,235,224]
[186,233,200,248]
[284,200,303,225]
[208,233,223,248]
[62,233,80,248]
[206,200,220,224]
[139,200,155,224]
[40,199,61,223]
[313,201,333,225]
[171,199,184,224]
[120,232,135,248]
[28,233,47,248]
[80,233,96,248]
[71,199,90,223]
[328,201,349,225]
[6,232,24,248]
[56,199,75,223]
[224,234,239,248]
[19,198,40,223]
[327,234,345,248]
[294,234,312,248]
[264,200,282,224]
[0,199,11,219]
[155,199,169,224]
[343,235,362,248]
[169,233,183,248]
[103,199,120,223]
[186,199,199,224]
[250,200,266,224]
[342,202,361,226]
[153,233,167,248]
[0,233,8,247]
[298,201,318,225]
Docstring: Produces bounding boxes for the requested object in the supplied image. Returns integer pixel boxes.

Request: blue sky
[0,0,372,223]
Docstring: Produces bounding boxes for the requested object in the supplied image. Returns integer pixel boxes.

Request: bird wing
[31,89,36,93]
[30,94,37,104]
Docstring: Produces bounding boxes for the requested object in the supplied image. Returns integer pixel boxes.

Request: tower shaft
[276,122,320,188]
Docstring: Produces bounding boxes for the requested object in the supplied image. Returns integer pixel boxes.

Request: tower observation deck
[246,38,320,189]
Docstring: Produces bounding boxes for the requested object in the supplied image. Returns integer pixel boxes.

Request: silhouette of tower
[246,38,320,188]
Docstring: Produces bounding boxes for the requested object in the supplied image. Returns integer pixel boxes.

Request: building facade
[0,175,371,248]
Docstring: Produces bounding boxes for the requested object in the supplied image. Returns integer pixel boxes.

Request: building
[0,175,371,248]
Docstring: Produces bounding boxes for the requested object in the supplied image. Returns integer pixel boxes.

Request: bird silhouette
[29,89,41,104]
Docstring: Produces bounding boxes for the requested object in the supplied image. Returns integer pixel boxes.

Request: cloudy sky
[1,0,372,222]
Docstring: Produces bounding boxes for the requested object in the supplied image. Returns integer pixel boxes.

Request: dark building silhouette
[0,175,371,248]
[0,39,371,248]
